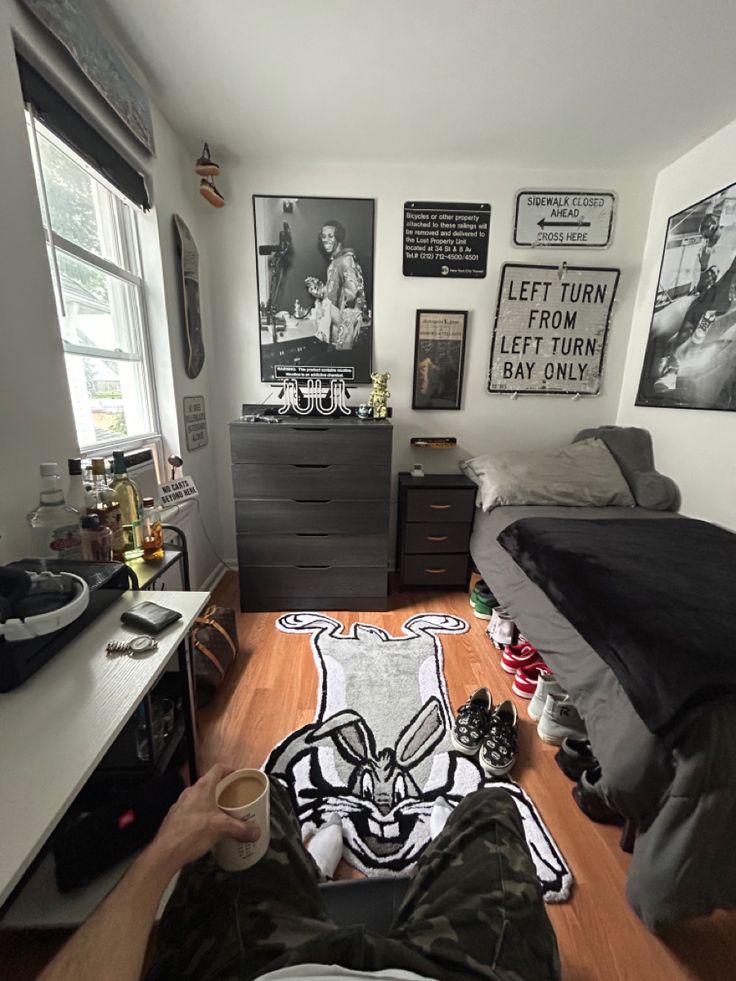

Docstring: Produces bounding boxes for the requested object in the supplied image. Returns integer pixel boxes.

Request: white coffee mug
[212,768,270,871]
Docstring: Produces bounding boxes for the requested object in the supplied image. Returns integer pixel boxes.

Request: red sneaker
[512,660,548,699]
[500,636,538,674]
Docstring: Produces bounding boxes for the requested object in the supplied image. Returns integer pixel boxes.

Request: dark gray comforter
[471,504,736,928]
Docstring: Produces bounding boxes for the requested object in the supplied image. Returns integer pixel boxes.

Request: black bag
[191,605,238,704]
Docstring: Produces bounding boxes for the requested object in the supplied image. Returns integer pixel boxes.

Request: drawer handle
[296,532,329,537]
[426,535,449,542]
[429,503,452,510]
[292,464,330,469]
[424,567,448,574]
[297,427,329,432]
[296,564,331,569]
[293,499,331,504]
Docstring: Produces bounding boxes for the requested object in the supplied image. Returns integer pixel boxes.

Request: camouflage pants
[149,780,560,981]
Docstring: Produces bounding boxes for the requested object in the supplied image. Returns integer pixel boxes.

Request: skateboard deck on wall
[173,214,205,379]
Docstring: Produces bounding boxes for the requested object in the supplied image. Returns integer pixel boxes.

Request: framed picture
[412,310,468,410]
[253,195,375,383]
[636,181,736,411]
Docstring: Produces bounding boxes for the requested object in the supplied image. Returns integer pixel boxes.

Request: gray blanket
[471,504,736,928]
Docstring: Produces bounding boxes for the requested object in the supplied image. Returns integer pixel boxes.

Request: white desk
[0,590,208,914]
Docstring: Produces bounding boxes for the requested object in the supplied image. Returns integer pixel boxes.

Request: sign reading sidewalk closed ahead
[404,201,490,278]
[514,190,616,248]
[488,264,620,395]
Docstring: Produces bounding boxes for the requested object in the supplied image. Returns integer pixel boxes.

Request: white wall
[617,118,736,529]
[0,0,223,584]
[207,160,655,561]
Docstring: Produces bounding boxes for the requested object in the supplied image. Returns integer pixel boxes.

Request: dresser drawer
[239,566,387,602]
[230,424,391,466]
[404,522,470,554]
[401,553,469,586]
[405,487,476,523]
[238,534,387,567]
[233,464,389,501]
[235,499,390,535]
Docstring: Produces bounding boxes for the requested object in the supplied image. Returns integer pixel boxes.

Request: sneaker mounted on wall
[511,660,549,699]
[537,692,586,745]
[480,700,518,776]
[451,688,493,755]
[528,670,563,721]
[500,636,538,674]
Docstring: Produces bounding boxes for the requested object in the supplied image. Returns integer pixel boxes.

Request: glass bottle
[80,513,113,562]
[66,459,88,515]
[109,451,143,560]
[141,497,164,563]
[27,462,83,559]
[88,459,126,562]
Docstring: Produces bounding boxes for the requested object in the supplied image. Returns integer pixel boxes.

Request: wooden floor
[4,571,736,979]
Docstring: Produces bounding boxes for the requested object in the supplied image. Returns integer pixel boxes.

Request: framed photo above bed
[253,195,375,384]
[412,310,468,410]
[636,181,736,412]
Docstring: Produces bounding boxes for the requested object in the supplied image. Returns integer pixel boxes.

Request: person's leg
[147,778,335,981]
[388,788,560,981]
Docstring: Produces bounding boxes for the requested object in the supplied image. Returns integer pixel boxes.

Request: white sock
[306,814,344,880]
[430,797,453,839]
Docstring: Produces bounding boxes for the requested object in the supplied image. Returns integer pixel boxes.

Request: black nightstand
[396,473,477,590]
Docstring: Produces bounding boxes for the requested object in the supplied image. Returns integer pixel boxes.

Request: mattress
[470,504,736,927]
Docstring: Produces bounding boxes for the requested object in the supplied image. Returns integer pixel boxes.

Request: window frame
[26,107,162,459]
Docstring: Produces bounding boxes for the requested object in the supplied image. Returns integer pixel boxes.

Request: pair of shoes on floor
[554,736,597,781]
[525,672,587,745]
[450,687,518,776]
[502,638,550,701]
[487,608,517,647]
[469,579,498,620]
[571,762,624,825]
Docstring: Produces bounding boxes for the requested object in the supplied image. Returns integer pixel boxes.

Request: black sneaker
[571,764,623,825]
[479,699,518,776]
[451,688,492,755]
[555,737,597,781]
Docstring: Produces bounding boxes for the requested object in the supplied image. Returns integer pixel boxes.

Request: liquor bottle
[141,497,164,563]
[27,462,83,559]
[109,451,143,560]
[66,459,88,515]
[80,513,113,561]
[89,458,126,562]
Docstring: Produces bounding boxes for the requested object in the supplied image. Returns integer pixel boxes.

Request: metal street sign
[514,190,616,248]
[404,201,490,277]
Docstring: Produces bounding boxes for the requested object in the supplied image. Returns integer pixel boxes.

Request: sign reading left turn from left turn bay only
[514,190,616,248]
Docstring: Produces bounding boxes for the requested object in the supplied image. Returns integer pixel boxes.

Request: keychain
[106,636,159,657]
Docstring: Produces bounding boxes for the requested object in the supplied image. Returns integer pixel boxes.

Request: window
[26,111,159,454]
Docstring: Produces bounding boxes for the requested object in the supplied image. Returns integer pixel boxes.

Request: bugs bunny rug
[264,613,572,903]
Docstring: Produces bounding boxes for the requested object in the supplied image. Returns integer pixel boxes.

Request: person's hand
[147,764,261,876]
[305,276,326,299]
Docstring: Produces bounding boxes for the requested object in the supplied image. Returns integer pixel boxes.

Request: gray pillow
[573,426,679,511]
[459,438,635,512]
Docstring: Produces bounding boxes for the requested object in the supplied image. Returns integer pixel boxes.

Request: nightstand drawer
[402,553,469,586]
[405,488,476,523]
[404,522,470,554]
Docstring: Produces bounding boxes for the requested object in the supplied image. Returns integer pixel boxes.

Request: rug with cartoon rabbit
[264,612,572,903]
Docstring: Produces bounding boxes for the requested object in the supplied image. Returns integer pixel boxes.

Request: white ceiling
[103,0,736,169]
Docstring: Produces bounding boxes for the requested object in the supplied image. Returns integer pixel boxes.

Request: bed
[466,431,736,929]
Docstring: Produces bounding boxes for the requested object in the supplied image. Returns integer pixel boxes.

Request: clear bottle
[141,497,164,563]
[27,462,83,559]
[89,458,126,562]
[66,459,88,515]
[80,513,113,562]
[109,451,143,560]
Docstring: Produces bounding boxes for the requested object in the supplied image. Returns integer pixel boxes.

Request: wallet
[120,601,183,635]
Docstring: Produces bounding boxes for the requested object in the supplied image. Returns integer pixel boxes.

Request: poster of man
[253,195,374,383]
[636,182,736,411]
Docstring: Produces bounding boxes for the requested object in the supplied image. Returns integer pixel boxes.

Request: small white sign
[514,190,616,248]
[158,475,199,508]
[183,395,208,451]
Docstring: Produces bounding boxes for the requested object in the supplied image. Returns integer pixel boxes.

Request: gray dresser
[230,410,393,611]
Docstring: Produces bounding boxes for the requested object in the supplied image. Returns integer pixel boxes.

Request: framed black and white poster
[412,310,468,410]
[636,182,736,411]
[253,195,375,383]
[488,264,619,395]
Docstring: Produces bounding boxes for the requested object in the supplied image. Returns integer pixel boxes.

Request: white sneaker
[537,692,586,745]
[528,671,564,722]
[489,610,516,646]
